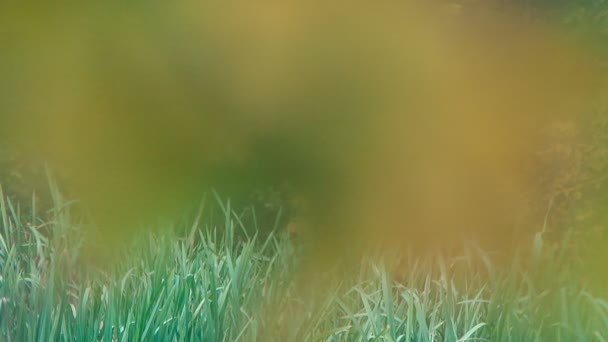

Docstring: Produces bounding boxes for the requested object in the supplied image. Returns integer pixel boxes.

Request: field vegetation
[2,1,608,341]
[1,182,608,341]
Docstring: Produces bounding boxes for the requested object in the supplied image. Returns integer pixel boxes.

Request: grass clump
[0,187,607,341]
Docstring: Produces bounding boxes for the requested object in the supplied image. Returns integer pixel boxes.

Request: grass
[0,183,607,341]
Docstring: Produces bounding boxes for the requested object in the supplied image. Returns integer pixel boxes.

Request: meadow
[2,1,608,341]
[1,179,607,341]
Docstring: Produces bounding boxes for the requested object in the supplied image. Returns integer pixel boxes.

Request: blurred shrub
[0,146,52,214]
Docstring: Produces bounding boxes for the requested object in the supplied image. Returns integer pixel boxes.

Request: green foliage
[0,189,607,341]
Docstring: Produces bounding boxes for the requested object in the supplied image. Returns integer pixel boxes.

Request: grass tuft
[0,188,606,341]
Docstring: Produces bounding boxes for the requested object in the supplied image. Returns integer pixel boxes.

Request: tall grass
[0,184,607,341]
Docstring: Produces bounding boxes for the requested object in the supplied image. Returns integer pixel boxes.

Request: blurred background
[1,1,607,276]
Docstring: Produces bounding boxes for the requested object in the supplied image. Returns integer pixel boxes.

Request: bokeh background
[1,1,607,282]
